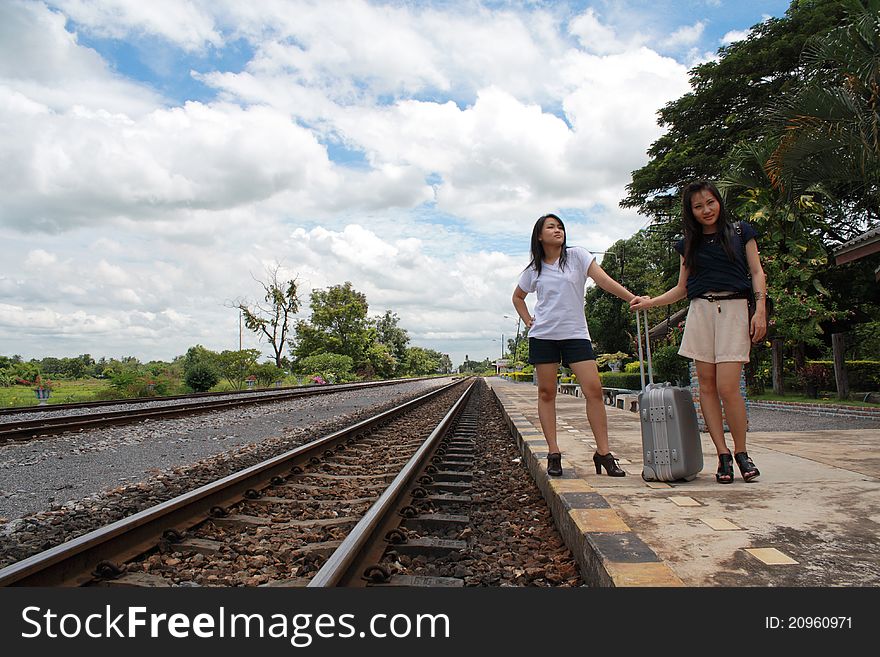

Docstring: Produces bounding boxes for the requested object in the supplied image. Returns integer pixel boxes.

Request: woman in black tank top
[630,181,768,484]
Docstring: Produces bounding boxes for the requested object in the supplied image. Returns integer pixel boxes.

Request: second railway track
[0,378,432,443]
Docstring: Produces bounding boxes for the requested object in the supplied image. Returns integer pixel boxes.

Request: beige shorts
[678,294,751,363]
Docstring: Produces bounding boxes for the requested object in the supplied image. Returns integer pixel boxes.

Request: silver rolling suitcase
[635,310,703,482]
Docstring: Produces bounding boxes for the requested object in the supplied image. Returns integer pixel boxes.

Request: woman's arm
[745,239,767,343]
[629,256,689,310]
[512,286,534,329]
[587,260,636,302]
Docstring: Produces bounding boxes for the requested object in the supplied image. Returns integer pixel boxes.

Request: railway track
[0,378,431,443]
[0,379,473,586]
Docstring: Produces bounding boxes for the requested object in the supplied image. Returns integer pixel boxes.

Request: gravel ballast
[0,379,451,524]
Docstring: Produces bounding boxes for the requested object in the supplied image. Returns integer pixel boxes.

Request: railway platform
[488,376,880,587]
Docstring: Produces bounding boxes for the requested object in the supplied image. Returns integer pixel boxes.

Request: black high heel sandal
[593,451,626,477]
[716,453,734,484]
[734,452,760,482]
[547,452,563,477]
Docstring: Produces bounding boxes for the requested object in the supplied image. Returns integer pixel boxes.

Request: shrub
[253,362,285,387]
[599,371,642,390]
[295,353,354,383]
[185,363,220,392]
[808,360,880,391]
[651,344,689,386]
[795,363,832,389]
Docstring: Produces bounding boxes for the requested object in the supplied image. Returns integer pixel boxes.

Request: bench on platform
[602,387,637,406]
[557,382,580,397]
[616,394,640,412]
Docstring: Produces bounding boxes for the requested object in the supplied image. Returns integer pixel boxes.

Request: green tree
[292,282,373,369]
[404,347,441,376]
[217,349,261,390]
[622,0,845,217]
[38,357,64,377]
[721,145,845,348]
[767,0,880,222]
[65,354,95,379]
[236,263,300,368]
[586,230,679,353]
[182,344,219,371]
[374,310,410,374]
[185,363,219,392]
[12,361,40,383]
[362,342,396,379]
[459,357,492,374]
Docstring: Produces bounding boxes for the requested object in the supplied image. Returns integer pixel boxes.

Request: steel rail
[0,378,436,442]
[0,379,466,586]
[308,378,476,587]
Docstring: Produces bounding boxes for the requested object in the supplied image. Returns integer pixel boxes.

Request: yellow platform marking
[549,479,594,494]
[745,548,798,565]
[700,517,742,531]
[569,509,630,533]
[669,496,702,507]
[604,562,684,587]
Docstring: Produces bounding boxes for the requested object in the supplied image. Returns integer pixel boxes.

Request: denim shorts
[528,338,595,366]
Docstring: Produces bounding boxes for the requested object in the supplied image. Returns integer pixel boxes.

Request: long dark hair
[527,213,568,276]
[681,180,737,270]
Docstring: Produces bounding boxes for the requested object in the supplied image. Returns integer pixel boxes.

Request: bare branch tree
[232,263,300,368]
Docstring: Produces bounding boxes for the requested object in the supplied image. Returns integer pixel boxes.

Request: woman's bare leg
[716,361,748,453]
[568,360,611,454]
[535,363,560,453]
[694,360,730,455]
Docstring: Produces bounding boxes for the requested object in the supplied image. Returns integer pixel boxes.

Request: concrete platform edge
[491,387,683,588]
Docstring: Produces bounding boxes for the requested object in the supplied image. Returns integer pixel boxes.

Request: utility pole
[239,310,243,351]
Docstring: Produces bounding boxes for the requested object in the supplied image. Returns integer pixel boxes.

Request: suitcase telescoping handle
[635,309,654,391]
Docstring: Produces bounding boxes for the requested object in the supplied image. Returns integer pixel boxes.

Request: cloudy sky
[0,0,790,368]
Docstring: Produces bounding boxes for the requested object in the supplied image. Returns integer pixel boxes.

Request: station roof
[833,226,880,280]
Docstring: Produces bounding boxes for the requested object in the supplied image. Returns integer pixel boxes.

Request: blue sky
[0,0,792,367]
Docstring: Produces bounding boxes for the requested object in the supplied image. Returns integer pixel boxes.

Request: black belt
[694,291,750,302]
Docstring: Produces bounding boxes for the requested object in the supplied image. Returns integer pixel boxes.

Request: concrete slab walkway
[489,377,880,587]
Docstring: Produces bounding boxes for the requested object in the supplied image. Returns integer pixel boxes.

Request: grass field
[0,375,308,408]
[0,379,112,408]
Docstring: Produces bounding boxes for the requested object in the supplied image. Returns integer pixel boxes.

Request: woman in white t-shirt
[512,213,637,477]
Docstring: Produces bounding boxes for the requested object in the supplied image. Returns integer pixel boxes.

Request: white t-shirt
[517,246,596,341]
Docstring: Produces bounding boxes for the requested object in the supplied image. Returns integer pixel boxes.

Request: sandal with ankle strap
[716,453,734,484]
[734,452,760,482]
